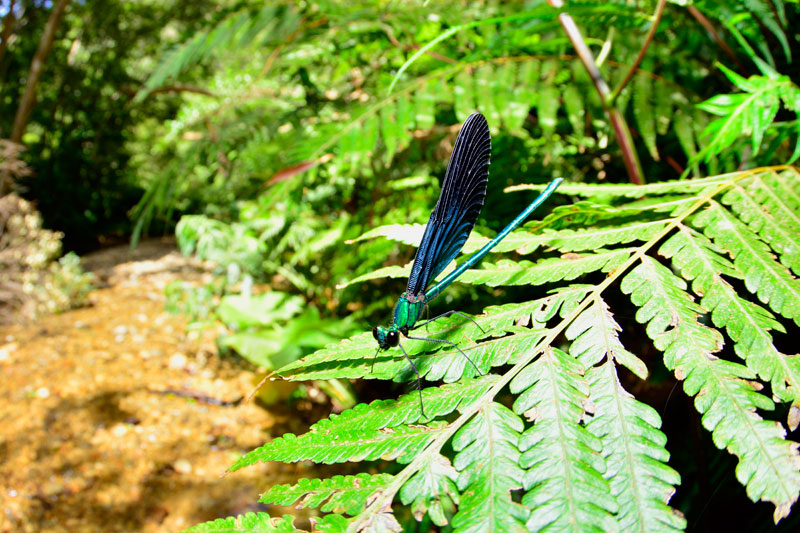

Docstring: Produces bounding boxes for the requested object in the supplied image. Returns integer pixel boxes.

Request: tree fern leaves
[634,74,659,161]
[622,257,800,519]
[451,403,528,532]
[222,167,800,531]
[660,225,800,413]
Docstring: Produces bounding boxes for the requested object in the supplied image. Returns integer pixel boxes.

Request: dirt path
[0,240,321,532]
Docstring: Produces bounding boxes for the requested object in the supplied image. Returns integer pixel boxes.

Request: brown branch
[687,5,747,73]
[3,0,70,196]
[10,0,70,144]
[145,85,217,98]
[548,0,644,185]
[609,0,667,104]
[0,0,16,67]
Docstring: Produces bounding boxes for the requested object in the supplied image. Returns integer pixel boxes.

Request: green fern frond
[260,474,395,516]
[231,421,448,470]
[661,224,800,411]
[186,512,298,532]
[510,347,620,531]
[451,402,528,532]
[587,360,686,532]
[694,200,800,325]
[458,248,631,287]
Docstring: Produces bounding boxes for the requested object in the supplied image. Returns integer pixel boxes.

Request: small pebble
[112,325,128,336]
[111,424,128,437]
[174,459,192,474]
[36,387,50,399]
[169,353,188,370]
[0,342,18,361]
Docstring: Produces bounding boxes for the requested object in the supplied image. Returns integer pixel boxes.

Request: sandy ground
[0,239,330,532]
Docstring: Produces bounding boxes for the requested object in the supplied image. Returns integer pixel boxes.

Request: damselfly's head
[372,325,399,350]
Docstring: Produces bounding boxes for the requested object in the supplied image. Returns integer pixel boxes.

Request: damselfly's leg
[370,347,380,373]
[413,310,486,334]
[405,334,483,376]
[397,342,426,419]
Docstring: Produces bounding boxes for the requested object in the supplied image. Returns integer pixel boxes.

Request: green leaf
[216,292,304,329]
[454,70,476,122]
[537,85,560,136]
[634,74,659,160]
[563,84,585,138]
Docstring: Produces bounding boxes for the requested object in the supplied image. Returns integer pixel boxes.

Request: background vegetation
[3,0,800,531]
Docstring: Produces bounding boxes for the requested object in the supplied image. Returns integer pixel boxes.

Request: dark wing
[406,112,491,296]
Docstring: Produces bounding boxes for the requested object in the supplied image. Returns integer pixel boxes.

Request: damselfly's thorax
[392,292,427,332]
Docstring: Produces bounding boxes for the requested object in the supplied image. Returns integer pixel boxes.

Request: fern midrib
[346,166,787,532]
[544,348,582,531]
[710,201,800,315]
[485,405,503,531]
[771,169,800,207]
[732,182,800,264]
[753,175,800,228]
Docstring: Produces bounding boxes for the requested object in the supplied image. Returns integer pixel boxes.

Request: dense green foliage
[5,0,800,531]
[133,1,800,531]
[0,0,221,250]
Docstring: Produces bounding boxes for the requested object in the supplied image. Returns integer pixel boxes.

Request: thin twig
[687,5,747,73]
[609,0,667,104]
[548,0,644,185]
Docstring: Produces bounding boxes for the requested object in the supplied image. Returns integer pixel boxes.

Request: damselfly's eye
[386,330,399,347]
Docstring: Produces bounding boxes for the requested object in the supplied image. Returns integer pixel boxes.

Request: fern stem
[547,0,645,185]
[608,0,666,105]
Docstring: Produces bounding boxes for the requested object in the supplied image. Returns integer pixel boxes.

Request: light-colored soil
[0,239,325,532]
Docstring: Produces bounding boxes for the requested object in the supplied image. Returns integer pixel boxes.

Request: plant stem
[687,5,747,73]
[609,0,667,104]
[547,0,645,185]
